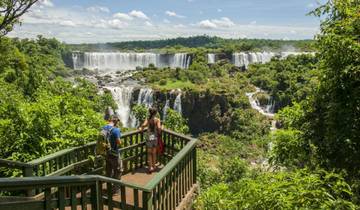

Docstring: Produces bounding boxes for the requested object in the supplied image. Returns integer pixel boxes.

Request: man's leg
[105,155,112,177]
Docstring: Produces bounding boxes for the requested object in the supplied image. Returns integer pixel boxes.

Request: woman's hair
[148,107,158,132]
[148,107,158,120]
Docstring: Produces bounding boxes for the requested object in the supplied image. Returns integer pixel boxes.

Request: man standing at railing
[103,114,122,188]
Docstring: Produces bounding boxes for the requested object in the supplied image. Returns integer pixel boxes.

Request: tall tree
[0,0,38,36]
[306,0,360,176]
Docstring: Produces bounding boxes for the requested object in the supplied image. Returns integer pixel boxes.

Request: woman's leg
[147,147,153,170]
[151,147,157,169]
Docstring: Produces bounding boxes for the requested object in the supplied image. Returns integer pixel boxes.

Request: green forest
[69,35,315,53]
[0,0,360,209]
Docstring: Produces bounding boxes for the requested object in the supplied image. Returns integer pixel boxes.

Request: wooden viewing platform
[0,129,198,210]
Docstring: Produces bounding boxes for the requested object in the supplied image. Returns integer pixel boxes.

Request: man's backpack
[95,127,113,156]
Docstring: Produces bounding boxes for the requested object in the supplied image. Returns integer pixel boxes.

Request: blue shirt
[103,125,121,156]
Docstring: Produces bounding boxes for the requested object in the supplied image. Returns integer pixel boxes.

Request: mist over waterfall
[233,52,276,69]
[72,52,191,71]
[108,86,135,127]
[208,54,216,64]
[174,93,182,114]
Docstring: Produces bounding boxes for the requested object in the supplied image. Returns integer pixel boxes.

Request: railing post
[142,191,153,210]
[24,165,35,196]
[193,148,197,185]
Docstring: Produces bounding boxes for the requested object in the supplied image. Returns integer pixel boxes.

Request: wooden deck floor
[66,165,163,210]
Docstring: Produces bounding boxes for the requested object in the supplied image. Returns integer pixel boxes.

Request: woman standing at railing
[139,107,162,173]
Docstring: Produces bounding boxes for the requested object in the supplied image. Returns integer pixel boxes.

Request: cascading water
[208,53,216,64]
[72,52,82,70]
[173,93,182,114]
[108,86,135,128]
[245,88,275,118]
[266,97,276,114]
[162,99,170,121]
[233,52,276,69]
[72,52,191,71]
[137,88,154,108]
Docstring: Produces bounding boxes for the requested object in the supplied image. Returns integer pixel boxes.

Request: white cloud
[86,6,110,13]
[165,11,185,18]
[145,21,153,27]
[129,10,149,20]
[174,24,186,28]
[199,20,218,29]
[212,17,235,28]
[38,0,54,7]
[198,17,235,29]
[113,12,133,21]
[59,20,76,27]
[217,9,222,13]
[108,19,128,29]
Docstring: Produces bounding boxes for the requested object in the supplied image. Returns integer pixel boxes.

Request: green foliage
[302,0,360,177]
[269,129,311,168]
[164,109,189,134]
[69,35,315,52]
[225,108,269,142]
[195,169,357,210]
[219,157,248,183]
[0,37,115,172]
[132,104,148,124]
[246,55,319,111]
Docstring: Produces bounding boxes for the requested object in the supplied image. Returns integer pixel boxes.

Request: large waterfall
[233,52,276,69]
[72,52,191,71]
[208,54,216,64]
[137,88,154,108]
[108,86,135,128]
[162,99,170,121]
[207,51,314,69]
[174,93,182,114]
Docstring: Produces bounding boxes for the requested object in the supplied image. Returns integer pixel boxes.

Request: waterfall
[137,88,154,108]
[72,53,82,70]
[173,93,182,114]
[162,99,170,120]
[108,86,135,128]
[233,52,276,69]
[208,53,216,64]
[245,88,275,118]
[266,97,276,114]
[72,52,191,71]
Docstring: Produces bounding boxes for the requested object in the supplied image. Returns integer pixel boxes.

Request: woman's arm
[156,118,162,132]
[138,119,148,131]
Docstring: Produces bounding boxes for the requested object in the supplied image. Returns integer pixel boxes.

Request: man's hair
[111,114,120,125]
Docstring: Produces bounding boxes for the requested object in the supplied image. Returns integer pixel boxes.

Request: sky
[8,0,323,44]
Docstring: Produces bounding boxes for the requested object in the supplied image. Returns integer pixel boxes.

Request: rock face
[182,91,230,134]
[130,88,231,134]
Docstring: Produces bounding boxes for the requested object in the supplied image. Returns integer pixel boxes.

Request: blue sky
[9,0,322,43]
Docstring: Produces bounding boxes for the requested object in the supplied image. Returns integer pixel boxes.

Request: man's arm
[114,128,122,145]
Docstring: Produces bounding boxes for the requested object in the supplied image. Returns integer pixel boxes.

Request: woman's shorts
[146,139,158,148]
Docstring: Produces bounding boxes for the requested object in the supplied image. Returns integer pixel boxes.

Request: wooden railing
[0,129,198,210]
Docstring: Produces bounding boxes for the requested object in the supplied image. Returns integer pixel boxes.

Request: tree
[304,0,360,177]
[164,109,189,134]
[0,0,39,36]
